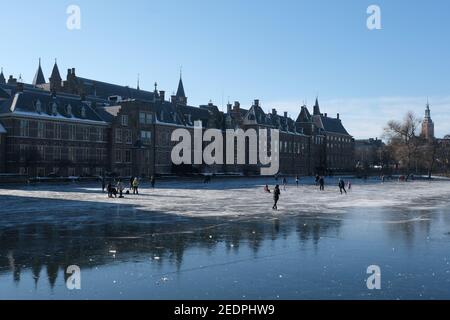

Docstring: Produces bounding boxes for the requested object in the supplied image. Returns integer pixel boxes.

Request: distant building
[421,101,435,141]
[354,138,385,169]
[0,60,354,177]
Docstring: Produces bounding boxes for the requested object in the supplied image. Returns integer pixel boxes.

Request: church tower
[421,101,435,140]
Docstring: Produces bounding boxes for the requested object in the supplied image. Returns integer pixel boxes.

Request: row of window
[279,141,307,154]
[328,136,352,143]
[327,143,351,150]
[120,113,157,127]
[19,119,107,142]
[17,144,108,163]
[20,166,104,177]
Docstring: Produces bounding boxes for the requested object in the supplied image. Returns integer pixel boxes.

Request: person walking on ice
[282,177,287,191]
[338,179,347,194]
[295,176,299,188]
[132,177,140,195]
[150,176,156,188]
[319,176,325,191]
[273,185,281,210]
[117,179,125,198]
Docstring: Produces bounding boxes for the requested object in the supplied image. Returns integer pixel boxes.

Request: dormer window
[66,104,72,117]
[35,100,42,113]
[81,106,86,118]
[52,102,58,115]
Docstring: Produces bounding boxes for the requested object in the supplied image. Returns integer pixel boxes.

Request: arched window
[81,106,86,118]
[66,104,72,116]
[52,102,58,115]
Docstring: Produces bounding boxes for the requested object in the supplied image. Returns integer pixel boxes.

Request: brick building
[0,61,354,177]
[0,75,110,177]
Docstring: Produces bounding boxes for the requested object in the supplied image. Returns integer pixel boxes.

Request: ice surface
[1,177,450,299]
[1,177,449,219]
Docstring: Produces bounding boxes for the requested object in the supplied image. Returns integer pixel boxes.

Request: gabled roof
[33,60,46,86]
[297,106,311,123]
[314,115,350,135]
[76,77,155,101]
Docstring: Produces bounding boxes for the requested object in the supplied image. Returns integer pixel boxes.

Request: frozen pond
[1,177,450,300]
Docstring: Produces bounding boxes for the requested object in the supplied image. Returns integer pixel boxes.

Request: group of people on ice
[101,176,156,198]
[265,175,353,210]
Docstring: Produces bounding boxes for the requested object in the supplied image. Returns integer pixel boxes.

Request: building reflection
[0,196,343,288]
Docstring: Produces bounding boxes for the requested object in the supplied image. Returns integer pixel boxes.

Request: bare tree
[383,111,421,173]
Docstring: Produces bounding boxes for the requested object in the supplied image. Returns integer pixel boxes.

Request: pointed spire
[313,96,321,116]
[137,74,140,91]
[425,98,431,119]
[176,75,186,98]
[49,59,62,92]
[33,58,46,86]
[0,67,5,84]
[50,59,61,81]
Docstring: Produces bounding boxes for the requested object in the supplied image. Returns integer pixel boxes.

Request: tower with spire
[33,58,46,86]
[313,96,321,116]
[175,70,187,106]
[421,100,435,140]
[49,59,62,92]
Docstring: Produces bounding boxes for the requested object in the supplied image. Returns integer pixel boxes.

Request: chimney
[284,111,288,118]
[71,68,76,76]
[233,101,240,111]
[337,113,340,120]
[67,69,72,76]
[324,113,327,117]
[7,75,17,85]
[254,99,259,107]
[272,109,277,116]
[159,91,165,101]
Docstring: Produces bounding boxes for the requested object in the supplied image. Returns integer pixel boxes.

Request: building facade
[0,61,354,177]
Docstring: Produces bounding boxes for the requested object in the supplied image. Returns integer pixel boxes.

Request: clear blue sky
[1,0,450,138]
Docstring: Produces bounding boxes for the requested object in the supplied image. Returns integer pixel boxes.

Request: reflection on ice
[0,177,450,299]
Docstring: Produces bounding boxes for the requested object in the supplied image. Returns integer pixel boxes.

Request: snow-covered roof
[0,88,108,125]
